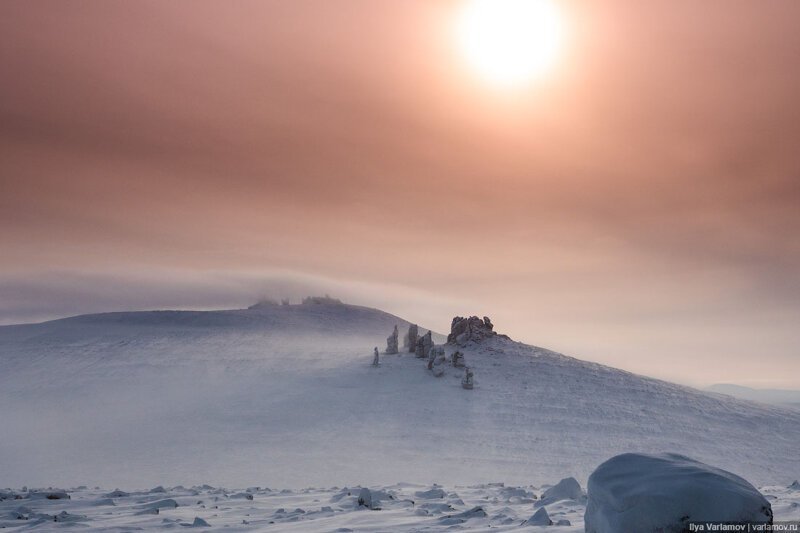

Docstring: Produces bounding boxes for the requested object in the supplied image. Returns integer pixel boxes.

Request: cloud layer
[1,1,799,387]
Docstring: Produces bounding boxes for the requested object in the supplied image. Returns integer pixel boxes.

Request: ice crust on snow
[585,452,773,533]
[1,480,799,531]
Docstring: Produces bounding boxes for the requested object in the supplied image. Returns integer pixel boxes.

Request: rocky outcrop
[404,324,418,353]
[461,367,474,390]
[385,325,399,354]
[427,346,446,377]
[447,316,505,345]
[416,330,433,359]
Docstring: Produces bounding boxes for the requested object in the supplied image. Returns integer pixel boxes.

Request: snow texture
[585,453,773,532]
[1,482,798,531]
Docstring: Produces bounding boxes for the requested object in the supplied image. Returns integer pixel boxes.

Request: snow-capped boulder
[529,507,552,525]
[28,489,70,500]
[535,477,583,507]
[438,506,486,525]
[585,453,773,533]
[494,486,534,505]
[357,487,372,508]
[138,498,178,510]
[369,489,394,503]
[415,488,445,500]
[53,510,85,523]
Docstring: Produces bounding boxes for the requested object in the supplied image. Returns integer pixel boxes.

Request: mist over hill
[1,301,799,490]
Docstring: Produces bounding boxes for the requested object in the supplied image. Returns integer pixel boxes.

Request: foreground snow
[1,481,799,531]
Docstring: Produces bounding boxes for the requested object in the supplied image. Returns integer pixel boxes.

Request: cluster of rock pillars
[372,316,503,390]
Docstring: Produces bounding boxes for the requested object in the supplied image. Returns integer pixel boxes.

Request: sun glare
[456,0,564,87]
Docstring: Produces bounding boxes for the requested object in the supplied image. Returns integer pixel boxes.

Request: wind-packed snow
[1,302,800,493]
[585,453,774,532]
[1,482,799,531]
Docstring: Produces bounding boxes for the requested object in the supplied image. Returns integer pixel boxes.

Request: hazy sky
[1,1,799,387]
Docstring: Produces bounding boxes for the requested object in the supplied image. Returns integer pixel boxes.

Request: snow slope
[708,383,800,410]
[1,302,799,491]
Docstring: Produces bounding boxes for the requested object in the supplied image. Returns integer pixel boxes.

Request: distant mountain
[1,303,799,490]
[707,383,800,410]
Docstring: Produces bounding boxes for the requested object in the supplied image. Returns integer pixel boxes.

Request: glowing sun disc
[456,0,564,86]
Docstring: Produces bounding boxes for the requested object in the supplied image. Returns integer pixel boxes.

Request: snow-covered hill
[1,302,798,491]
[707,383,800,410]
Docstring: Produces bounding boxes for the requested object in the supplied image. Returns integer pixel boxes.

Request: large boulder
[585,453,773,533]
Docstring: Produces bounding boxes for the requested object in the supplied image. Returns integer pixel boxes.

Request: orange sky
[1,1,799,387]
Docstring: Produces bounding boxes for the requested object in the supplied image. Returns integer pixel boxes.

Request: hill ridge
[1,303,798,488]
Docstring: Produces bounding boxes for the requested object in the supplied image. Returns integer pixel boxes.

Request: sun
[456,0,564,87]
